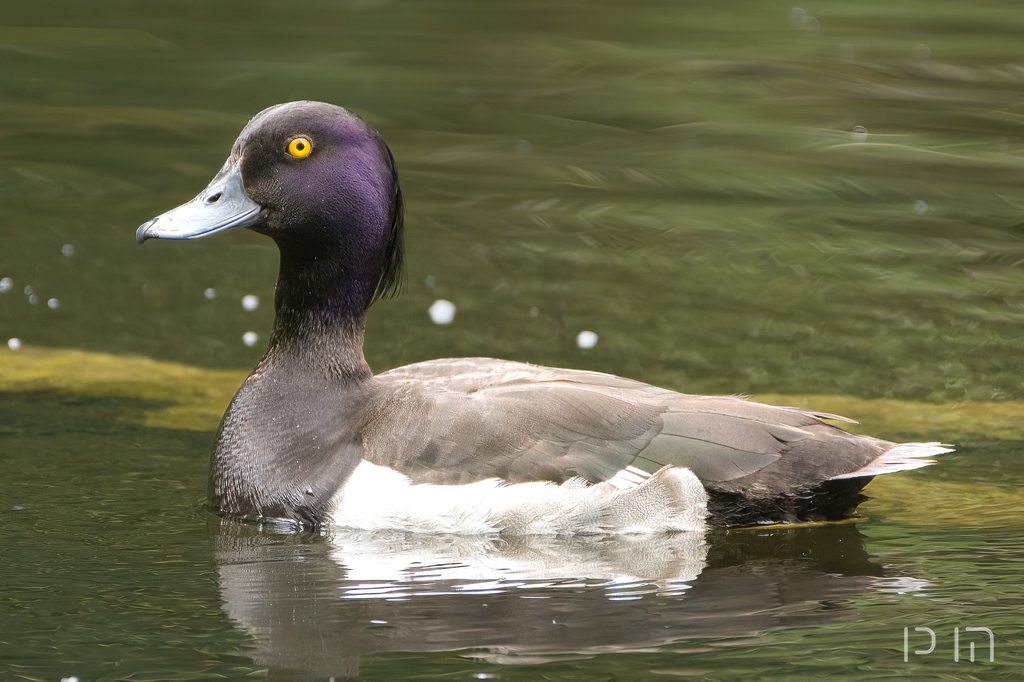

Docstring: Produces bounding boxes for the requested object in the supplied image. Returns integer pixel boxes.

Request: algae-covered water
[2,1,1024,679]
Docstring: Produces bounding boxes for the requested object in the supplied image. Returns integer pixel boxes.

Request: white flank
[829,442,954,480]
[330,461,708,535]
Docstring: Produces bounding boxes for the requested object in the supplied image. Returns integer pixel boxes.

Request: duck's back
[361,358,942,525]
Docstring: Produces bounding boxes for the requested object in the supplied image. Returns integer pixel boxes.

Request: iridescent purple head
[137,101,405,311]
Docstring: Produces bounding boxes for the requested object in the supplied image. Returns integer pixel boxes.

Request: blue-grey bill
[136,162,263,244]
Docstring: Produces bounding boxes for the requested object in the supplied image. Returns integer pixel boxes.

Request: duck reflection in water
[211,520,922,681]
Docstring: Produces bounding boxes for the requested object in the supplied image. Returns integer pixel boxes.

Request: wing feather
[362,358,836,487]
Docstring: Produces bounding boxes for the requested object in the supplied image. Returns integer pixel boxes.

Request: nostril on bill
[206,191,223,204]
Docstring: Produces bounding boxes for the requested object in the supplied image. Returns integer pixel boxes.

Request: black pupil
[295,142,305,151]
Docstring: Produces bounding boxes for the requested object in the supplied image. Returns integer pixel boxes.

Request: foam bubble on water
[47,298,59,309]
[204,288,217,300]
[789,7,819,30]
[429,299,456,325]
[242,331,258,347]
[24,285,33,295]
[8,338,21,350]
[242,294,259,311]
[576,330,598,349]
[61,677,80,682]
[529,306,540,318]
[914,200,929,214]
[852,125,868,142]
[28,294,38,305]
[62,244,75,257]
[0,277,11,293]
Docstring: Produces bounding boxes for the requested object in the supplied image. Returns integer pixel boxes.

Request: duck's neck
[211,248,378,529]
[263,247,375,382]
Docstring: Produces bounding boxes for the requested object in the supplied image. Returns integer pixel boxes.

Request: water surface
[2,0,1024,679]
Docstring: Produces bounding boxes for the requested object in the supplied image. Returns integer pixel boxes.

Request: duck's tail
[704,440,954,526]
[828,442,954,481]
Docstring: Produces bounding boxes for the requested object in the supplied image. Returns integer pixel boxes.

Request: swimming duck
[137,101,950,533]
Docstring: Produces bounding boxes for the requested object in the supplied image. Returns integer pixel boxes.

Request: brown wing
[361,358,885,491]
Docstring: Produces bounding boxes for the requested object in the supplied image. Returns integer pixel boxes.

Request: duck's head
[137,101,404,312]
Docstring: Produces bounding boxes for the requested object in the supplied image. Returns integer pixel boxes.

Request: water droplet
[529,306,540,317]
[914,200,929,214]
[914,43,931,61]
[429,299,456,325]
[8,338,21,350]
[23,285,33,295]
[47,298,59,309]
[242,294,259,311]
[204,288,217,300]
[62,244,75,257]
[516,139,532,155]
[576,330,598,349]
[242,331,258,347]
[789,7,819,29]
[28,294,38,305]
[0,277,11,293]
[425,275,436,288]
[852,125,868,142]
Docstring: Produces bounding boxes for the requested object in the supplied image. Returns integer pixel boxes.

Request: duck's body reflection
[211,522,916,680]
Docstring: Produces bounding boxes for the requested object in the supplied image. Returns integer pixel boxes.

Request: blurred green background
[4,0,1024,401]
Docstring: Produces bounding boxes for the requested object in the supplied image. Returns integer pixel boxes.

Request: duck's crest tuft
[370,145,405,305]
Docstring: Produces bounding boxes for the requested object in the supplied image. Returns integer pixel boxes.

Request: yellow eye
[286,137,313,159]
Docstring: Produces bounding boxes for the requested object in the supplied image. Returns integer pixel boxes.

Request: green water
[2,0,1024,679]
